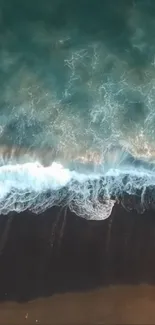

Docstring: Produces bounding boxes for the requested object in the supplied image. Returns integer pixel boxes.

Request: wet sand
[0,204,155,324]
[1,285,155,324]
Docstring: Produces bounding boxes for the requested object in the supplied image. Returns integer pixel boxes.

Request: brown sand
[1,285,155,324]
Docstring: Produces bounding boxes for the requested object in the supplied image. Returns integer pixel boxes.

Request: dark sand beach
[0,204,155,324]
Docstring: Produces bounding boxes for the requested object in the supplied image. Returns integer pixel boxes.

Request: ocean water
[0,0,155,219]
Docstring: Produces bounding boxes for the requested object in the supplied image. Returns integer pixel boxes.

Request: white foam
[0,160,155,219]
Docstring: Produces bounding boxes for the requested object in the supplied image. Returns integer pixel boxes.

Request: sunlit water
[1,0,155,219]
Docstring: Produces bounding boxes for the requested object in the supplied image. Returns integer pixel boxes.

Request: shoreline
[0,204,155,323]
[1,285,155,325]
[0,204,155,301]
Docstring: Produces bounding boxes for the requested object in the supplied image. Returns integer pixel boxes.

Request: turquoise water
[0,0,155,159]
[0,0,155,218]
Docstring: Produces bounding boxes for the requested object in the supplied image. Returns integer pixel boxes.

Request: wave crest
[0,158,155,220]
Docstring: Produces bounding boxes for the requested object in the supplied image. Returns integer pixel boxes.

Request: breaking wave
[0,154,155,220]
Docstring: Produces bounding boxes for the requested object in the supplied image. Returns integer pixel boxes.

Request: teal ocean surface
[0,0,155,218]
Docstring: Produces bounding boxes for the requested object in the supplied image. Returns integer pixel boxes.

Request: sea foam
[0,159,155,220]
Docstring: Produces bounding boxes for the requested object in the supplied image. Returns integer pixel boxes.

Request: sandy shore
[0,204,155,324]
[1,285,155,324]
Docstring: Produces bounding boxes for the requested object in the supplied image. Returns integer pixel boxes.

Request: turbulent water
[1,0,155,219]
